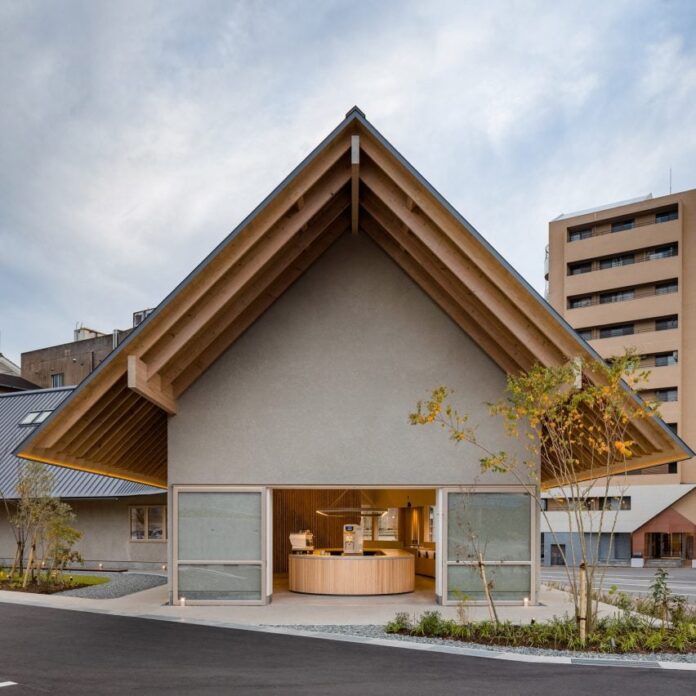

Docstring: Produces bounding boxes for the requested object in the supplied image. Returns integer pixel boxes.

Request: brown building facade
[547,188,696,484]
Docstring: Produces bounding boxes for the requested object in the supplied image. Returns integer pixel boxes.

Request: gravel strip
[266,624,696,664]
[59,571,167,599]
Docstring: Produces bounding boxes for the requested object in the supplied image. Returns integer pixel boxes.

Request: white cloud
[1,0,695,363]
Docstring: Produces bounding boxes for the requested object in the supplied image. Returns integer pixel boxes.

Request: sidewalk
[0,581,618,627]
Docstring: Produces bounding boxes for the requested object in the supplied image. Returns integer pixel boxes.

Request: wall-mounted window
[19,410,53,426]
[600,289,634,304]
[654,388,678,403]
[599,253,634,270]
[599,323,634,339]
[655,351,678,367]
[655,210,678,223]
[655,316,678,331]
[568,228,593,242]
[130,505,167,541]
[568,295,593,309]
[648,244,678,261]
[568,261,592,276]
[51,373,64,388]
[611,219,635,233]
[655,280,678,295]
[577,329,593,340]
[666,423,678,434]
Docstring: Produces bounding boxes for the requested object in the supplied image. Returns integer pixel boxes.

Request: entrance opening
[272,488,437,604]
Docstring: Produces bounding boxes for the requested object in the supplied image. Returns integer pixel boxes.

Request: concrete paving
[0,602,694,695]
[0,574,619,627]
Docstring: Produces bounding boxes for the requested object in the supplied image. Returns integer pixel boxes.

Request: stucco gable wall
[169,232,531,486]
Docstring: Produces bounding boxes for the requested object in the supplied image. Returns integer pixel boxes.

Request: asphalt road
[541,566,696,603]
[0,603,694,695]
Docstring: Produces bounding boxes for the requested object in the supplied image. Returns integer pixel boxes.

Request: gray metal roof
[0,388,161,499]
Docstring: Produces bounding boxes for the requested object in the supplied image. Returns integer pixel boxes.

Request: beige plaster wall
[169,232,531,487]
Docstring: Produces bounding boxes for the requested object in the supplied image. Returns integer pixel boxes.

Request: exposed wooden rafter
[15,110,691,489]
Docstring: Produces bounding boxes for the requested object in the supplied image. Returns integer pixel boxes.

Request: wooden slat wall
[273,489,361,573]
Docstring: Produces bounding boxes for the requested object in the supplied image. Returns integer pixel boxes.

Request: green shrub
[385,612,412,634]
[413,611,447,637]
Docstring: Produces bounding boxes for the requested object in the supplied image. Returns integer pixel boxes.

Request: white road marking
[0,682,17,688]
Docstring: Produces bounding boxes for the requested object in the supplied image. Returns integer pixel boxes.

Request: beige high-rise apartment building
[546,188,696,564]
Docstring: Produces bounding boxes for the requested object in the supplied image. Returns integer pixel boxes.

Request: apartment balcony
[566,292,679,328]
[565,218,680,263]
[587,328,679,359]
[566,255,680,295]
[654,400,680,424]
[639,363,680,390]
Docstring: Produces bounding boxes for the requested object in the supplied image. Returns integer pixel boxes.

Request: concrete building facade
[546,188,696,564]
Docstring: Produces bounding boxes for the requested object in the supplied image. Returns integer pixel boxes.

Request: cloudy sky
[1,0,696,364]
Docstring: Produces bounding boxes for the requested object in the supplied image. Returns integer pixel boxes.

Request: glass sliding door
[442,488,534,604]
[173,487,267,604]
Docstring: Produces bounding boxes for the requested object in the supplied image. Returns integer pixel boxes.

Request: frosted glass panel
[447,493,530,562]
[447,564,530,601]
[178,564,262,600]
[178,492,261,561]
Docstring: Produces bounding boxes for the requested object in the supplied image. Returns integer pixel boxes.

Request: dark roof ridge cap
[0,386,75,400]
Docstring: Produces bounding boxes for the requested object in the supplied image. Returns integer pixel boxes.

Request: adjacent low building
[0,387,165,570]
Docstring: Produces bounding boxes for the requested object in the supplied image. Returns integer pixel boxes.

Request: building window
[599,323,634,339]
[19,410,53,426]
[568,261,592,275]
[655,316,678,331]
[568,228,593,242]
[655,351,678,367]
[600,289,634,304]
[655,210,678,223]
[648,244,678,260]
[666,422,678,434]
[599,254,634,270]
[655,280,678,295]
[668,462,678,474]
[611,219,635,233]
[654,388,678,402]
[568,295,593,309]
[51,373,64,388]
[130,505,167,541]
[577,328,593,340]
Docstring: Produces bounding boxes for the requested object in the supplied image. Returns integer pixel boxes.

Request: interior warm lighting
[316,507,387,517]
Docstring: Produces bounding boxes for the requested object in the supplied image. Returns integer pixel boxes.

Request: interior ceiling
[18,112,690,488]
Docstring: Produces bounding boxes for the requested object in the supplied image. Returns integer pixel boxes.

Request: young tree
[2,462,82,587]
[410,351,656,642]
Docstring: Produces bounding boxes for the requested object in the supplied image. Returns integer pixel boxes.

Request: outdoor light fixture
[161,564,167,571]
[98,563,103,570]
[180,596,186,607]
[523,597,529,607]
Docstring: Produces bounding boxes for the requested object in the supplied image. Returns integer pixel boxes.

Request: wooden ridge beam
[160,200,350,386]
[172,214,350,396]
[351,135,360,234]
[69,389,143,458]
[54,379,129,452]
[127,355,177,415]
[361,212,524,376]
[150,185,352,385]
[361,195,536,370]
[359,135,576,351]
[360,161,564,368]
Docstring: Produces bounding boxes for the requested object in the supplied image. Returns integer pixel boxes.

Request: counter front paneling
[288,549,415,595]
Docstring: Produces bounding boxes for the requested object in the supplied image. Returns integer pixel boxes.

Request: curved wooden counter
[288,549,415,595]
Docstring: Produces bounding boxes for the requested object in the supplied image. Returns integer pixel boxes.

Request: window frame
[611,218,635,233]
[51,373,64,388]
[129,504,167,543]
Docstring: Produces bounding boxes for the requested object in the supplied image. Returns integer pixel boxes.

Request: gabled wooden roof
[18,107,694,488]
